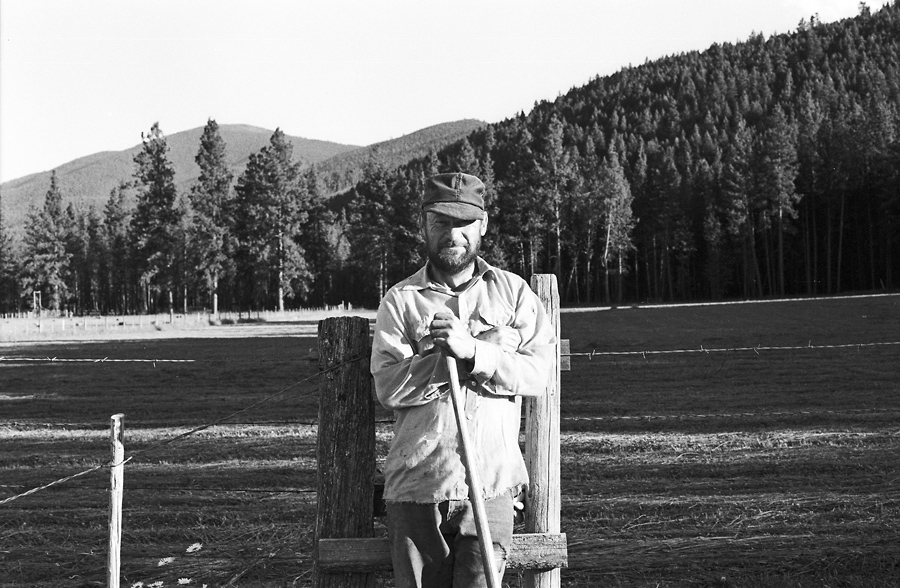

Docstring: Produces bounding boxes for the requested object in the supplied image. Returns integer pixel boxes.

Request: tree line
[0,121,340,315]
[346,3,900,306]
[0,3,898,314]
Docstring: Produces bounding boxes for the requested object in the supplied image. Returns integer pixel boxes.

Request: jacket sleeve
[469,280,556,397]
[370,290,450,410]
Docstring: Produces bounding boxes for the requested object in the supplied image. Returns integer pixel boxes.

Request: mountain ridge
[0,119,484,241]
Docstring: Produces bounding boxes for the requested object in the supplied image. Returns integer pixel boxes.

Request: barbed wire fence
[4,337,900,503]
[0,354,367,507]
[2,336,898,586]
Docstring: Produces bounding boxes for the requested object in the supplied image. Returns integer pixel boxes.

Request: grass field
[1,295,899,587]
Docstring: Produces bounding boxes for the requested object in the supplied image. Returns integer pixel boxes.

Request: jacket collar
[400,257,495,292]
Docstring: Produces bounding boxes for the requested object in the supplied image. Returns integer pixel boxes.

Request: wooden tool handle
[445,354,501,588]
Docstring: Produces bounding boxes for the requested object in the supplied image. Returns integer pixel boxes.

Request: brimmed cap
[422,172,485,221]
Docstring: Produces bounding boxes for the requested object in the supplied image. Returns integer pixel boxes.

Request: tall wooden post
[107,413,125,588]
[315,317,376,588]
[525,275,561,588]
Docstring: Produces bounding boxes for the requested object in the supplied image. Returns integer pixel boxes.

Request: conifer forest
[1,4,898,315]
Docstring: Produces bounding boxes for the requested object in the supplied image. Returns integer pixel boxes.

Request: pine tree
[598,147,636,303]
[63,202,86,313]
[755,106,800,295]
[70,206,103,314]
[298,166,337,306]
[424,147,441,177]
[722,117,762,297]
[102,183,131,314]
[497,117,543,279]
[233,129,309,311]
[189,119,234,315]
[130,122,180,313]
[21,171,72,313]
[0,194,17,313]
[389,169,424,284]
[478,127,506,267]
[796,90,825,294]
[345,153,393,305]
[696,158,725,299]
[569,136,604,302]
[537,114,574,283]
[455,137,479,174]
[173,194,194,314]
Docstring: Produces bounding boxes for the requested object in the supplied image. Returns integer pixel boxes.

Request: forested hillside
[1,4,897,314]
[315,119,485,194]
[346,3,900,306]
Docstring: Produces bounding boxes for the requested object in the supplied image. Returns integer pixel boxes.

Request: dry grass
[1,294,899,587]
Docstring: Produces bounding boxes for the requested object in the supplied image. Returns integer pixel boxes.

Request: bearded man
[370,172,556,588]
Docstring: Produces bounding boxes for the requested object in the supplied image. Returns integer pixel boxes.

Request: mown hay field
[1,295,899,587]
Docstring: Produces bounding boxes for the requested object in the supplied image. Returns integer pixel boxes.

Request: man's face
[422,211,487,276]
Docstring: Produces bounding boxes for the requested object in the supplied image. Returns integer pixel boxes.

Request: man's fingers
[475,326,521,352]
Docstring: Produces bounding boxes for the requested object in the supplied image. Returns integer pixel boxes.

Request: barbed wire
[564,340,900,359]
[56,485,319,494]
[3,419,327,430]
[4,340,897,367]
[0,458,131,506]
[0,356,195,364]
[0,354,366,507]
[561,407,900,422]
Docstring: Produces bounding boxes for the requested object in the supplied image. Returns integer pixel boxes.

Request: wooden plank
[525,275,562,588]
[317,533,568,573]
[314,317,376,588]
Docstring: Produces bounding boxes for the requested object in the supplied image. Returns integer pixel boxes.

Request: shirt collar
[400,257,496,293]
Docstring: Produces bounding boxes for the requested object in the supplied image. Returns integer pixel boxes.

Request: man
[371,172,556,588]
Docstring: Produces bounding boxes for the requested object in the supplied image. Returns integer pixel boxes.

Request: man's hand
[475,325,521,353]
[429,312,477,361]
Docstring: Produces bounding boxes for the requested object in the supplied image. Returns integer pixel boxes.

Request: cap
[422,172,485,221]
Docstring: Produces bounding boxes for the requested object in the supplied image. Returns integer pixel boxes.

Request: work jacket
[371,257,556,503]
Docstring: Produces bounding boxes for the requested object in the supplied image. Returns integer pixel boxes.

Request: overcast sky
[0,0,886,183]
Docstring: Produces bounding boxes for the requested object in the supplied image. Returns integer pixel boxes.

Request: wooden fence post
[315,317,376,588]
[525,275,562,588]
[107,413,125,588]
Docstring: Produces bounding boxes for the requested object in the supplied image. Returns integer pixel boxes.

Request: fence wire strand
[564,340,900,358]
[0,356,195,363]
[0,354,366,507]
[561,407,900,422]
[4,340,896,366]
[0,465,106,506]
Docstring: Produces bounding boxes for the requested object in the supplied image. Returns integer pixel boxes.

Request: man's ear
[480,212,488,236]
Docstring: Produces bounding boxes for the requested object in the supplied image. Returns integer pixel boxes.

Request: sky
[0,0,888,184]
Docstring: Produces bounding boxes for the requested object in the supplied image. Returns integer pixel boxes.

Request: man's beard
[428,237,480,275]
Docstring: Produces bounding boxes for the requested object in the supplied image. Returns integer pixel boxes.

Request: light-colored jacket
[371,257,556,503]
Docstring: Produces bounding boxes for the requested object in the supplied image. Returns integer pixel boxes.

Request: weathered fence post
[107,413,125,588]
[525,275,562,588]
[315,317,376,588]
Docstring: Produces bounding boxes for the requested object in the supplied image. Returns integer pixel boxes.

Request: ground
[1,295,898,587]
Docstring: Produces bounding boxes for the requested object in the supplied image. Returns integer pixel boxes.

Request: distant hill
[0,120,485,242]
[313,119,486,193]
[0,124,356,242]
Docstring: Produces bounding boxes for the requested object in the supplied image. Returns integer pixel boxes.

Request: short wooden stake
[107,413,125,588]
